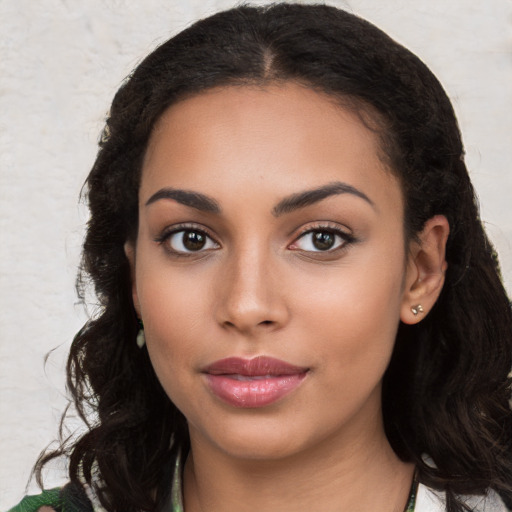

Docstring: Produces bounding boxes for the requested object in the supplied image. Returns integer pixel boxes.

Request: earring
[136,319,145,348]
[411,304,424,316]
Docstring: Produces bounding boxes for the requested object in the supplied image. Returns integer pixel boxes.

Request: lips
[202,356,308,408]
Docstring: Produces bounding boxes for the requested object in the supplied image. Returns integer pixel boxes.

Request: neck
[183,414,414,512]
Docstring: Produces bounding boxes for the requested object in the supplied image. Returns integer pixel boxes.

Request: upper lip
[203,356,308,376]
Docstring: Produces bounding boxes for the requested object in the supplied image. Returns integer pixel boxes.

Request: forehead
[141,83,402,214]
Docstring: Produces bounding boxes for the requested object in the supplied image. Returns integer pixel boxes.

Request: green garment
[6,484,93,512]
[7,488,62,512]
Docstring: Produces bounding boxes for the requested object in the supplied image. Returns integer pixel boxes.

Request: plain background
[1,0,511,507]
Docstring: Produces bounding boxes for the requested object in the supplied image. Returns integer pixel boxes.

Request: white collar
[416,483,508,512]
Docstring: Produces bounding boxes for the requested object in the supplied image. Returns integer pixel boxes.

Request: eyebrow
[145,188,221,213]
[272,181,375,216]
[145,181,374,216]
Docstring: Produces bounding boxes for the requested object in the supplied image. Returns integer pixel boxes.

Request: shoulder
[6,488,62,512]
[5,483,94,512]
[416,483,510,512]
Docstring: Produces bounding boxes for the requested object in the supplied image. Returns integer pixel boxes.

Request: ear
[400,215,449,325]
[124,241,141,318]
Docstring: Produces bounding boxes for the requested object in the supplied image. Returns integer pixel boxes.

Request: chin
[189,409,345,465]
[218,436,310,462]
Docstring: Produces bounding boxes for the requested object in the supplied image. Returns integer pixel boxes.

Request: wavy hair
[36,4,512,512]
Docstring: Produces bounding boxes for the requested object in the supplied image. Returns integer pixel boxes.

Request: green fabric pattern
[7,488,62,512]
[6,483,94,512]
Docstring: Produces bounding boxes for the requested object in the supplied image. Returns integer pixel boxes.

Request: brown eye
[166,229,219,253]
[291,228,352,253]
[182,230,206,251]
[312,231,335,250]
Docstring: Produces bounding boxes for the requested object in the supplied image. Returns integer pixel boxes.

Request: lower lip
[205,373,307,408]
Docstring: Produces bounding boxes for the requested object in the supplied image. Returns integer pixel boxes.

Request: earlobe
[400,215,450,325]
[124,241,141,317]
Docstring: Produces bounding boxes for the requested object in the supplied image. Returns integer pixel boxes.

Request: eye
[161,228,219,254]
[290,227,353,252]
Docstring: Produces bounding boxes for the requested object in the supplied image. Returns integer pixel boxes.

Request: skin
[126,83,449,512]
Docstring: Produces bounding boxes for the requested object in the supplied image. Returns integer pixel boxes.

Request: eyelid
[293,221,352,238]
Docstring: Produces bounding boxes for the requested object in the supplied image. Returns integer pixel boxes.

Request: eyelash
[154,222,356,257]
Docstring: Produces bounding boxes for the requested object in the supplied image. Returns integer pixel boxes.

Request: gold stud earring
[411,304,424,316]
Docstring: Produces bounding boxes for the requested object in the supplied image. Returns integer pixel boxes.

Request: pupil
[183,231,206,251]
[313,231,334,250]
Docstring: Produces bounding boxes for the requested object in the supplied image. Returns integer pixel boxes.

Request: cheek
[134,259,217,402]
[142,284,206,343]
[292,252,405,379]
[294,246,405,324]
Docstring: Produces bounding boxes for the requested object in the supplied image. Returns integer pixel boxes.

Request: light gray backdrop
[1,0,511,507]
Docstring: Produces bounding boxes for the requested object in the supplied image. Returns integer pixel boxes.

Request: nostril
[259,320,273,326]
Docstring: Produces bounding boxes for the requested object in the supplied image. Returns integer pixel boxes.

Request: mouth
[202,356,309,408]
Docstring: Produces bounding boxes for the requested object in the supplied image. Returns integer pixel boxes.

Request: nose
[214,246,290,336]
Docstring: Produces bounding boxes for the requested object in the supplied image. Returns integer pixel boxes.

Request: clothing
[6,483,93,512]
[416,485,509,512]
[6,467,509,512]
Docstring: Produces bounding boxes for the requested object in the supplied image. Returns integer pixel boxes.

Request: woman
[8,3,512,512]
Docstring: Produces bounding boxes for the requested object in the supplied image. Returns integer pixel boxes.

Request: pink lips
[202,356,308,408]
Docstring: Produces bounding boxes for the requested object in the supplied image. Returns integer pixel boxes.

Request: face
[129,83,414,462]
